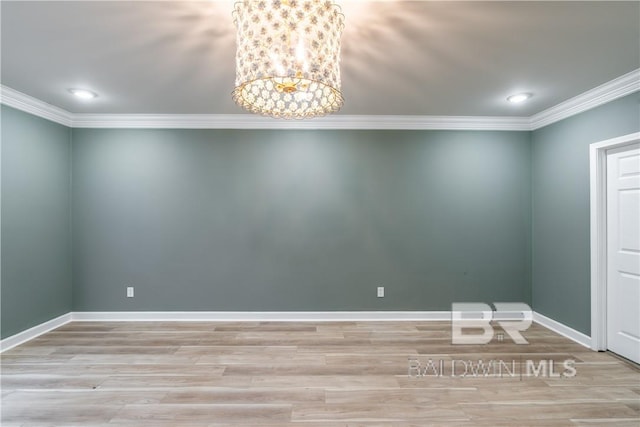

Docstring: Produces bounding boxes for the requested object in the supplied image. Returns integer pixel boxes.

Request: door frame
[589,132,640,351]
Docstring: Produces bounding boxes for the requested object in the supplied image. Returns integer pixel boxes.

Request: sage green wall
[1,105,72,338]
[72,129,532,311]
[4,90,637,338]
[532,92,640,335]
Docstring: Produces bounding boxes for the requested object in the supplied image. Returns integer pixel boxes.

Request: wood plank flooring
[1,321,638,426]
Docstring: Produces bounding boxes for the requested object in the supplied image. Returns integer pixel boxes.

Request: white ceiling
[1,1,638,117]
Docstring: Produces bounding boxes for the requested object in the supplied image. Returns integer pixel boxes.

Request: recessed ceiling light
[507,93,532,104]
[68,88,98,100]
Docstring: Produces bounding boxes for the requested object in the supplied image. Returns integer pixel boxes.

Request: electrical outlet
[126,286,134,298]
[377,286,384,298]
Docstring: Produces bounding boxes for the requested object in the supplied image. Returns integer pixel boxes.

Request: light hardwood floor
[1,321,639,426]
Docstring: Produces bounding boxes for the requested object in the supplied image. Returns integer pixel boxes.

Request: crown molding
[0,85,73,127]
[529,68,640,130]
[71,113,530,131]
[1,68,638,130]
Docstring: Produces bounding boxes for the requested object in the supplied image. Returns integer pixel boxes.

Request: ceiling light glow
[507,93,532,104]
[68,88,98,100]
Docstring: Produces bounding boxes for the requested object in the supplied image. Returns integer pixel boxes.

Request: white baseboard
[0,310,594,352]
[71,311,452,322]
[533,311,592,349]
[0,313,72,352]
[71,310,535,322]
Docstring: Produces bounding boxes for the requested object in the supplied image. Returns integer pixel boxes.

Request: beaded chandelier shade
[232,0,345,119]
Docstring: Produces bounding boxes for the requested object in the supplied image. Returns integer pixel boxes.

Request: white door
[606,142,640,364]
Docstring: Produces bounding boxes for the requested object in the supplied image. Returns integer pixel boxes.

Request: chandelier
[232,0,345,119]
